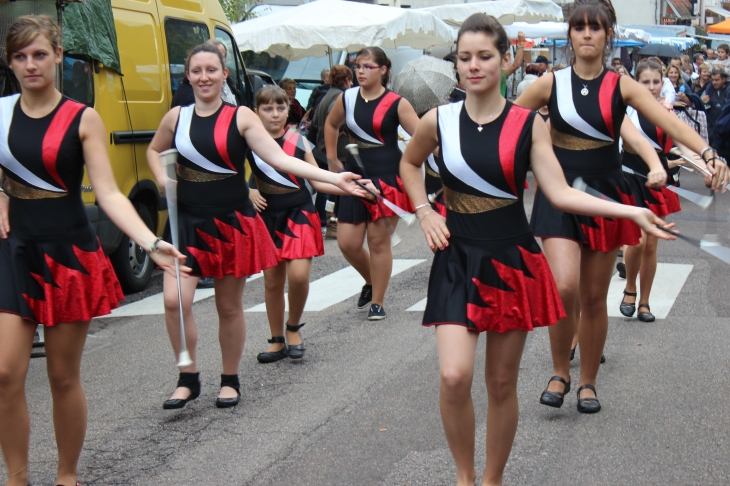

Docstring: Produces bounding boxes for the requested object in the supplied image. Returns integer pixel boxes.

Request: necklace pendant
[477,125,483,132]
[581,87,589,96]
[364,98,369,103]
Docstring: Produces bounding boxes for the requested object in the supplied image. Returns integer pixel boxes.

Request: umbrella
[231,0,454,62]
[393,56,456,116]
[419,0,563,28]
[637,43,683,58]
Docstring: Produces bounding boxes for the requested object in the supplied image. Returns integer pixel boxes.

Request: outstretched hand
[334,172,370,198]
[706,156,729,193]
[419,210,450,251]
[633,208,676,241]
[0,192,8,239]
[149,240,191,277]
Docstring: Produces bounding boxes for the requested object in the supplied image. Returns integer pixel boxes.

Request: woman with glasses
[324,47,419,321]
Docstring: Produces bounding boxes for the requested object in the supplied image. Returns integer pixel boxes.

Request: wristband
[701,147,714,161]
[414,203,430,212]
[147,236,163,254]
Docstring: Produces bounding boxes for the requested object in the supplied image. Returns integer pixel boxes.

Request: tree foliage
[219,0,259,23]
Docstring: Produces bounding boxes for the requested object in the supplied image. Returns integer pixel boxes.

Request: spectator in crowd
[516,64,540,97]
[710,44,730,75]
[499,31,525,97]
[611,57,622,70]
[694,52,705,73]
[534,55,549,75]
[692,62,712,94]
[279,77,303,126]
[707,48,716,61]
[616,65,629,76]
[665,63,686,109]
[702,69,729,135]
[306,68,331,111]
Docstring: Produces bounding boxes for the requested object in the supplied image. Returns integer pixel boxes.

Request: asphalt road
[6,172,730,485]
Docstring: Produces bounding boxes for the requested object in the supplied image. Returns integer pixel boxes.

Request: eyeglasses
[352,64,380,72]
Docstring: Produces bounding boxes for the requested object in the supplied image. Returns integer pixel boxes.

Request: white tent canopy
[502,22,650,43]
[232,0,454,61]
[419,0,563,27]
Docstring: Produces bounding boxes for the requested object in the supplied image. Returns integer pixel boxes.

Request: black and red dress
[622,107,681,217]
[425,153,447,217]
[0,95,123,326]
[338,87,414,223]
[249,133,324,261]
[530,67,641,251]
[171,103,278,278]
[423,101,565,333]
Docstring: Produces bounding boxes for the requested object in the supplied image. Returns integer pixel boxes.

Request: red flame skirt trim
[422,234,565,333]
[0,226,123,326]
[337,173,414,224]
[259,198,324,261]
[530,170,641,251]
[624,171,681,218]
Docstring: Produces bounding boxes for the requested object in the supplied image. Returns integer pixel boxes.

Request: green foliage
[219,0,259,23]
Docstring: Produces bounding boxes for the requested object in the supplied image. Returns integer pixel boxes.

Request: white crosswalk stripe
[246,259,425,312]
[406,298,427,312]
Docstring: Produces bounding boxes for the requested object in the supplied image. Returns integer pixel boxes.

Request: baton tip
[177,350,193,368]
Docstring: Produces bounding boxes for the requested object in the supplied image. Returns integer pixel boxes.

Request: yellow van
[0,0,254,292]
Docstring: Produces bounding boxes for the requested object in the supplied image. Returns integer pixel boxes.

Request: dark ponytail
[456,13,510,57]
[356,47,392,87]
[567,0,617,63]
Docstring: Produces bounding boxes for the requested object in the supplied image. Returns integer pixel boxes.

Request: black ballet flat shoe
[163,372,201,410]
[216,374,241,408]
[620,289,637,317]
[257,337,289,363]
[357,284,373,309]
[601,354,606,364]
[539,375,571,408]
[286,323,306,359]
[577,384,601,413]
[637,303,655,322]
[570,346,576,361]
[616,261,626,279]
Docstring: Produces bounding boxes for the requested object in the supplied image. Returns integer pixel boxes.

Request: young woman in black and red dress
[324,47,420,321]
[516,0,728,414]
[248,86,372,362]
[0,16,185,486]
[400,14,674,486]
[148,44,367,410]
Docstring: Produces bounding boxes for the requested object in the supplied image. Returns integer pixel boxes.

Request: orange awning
[708,18,730,34]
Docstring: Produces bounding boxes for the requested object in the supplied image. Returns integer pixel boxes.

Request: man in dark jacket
[306,68,331,112]
[702,69,728,135]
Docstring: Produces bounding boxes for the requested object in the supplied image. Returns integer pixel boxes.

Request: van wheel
[111,203,155,294]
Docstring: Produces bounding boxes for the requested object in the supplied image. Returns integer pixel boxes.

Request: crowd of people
[1,0,730,485]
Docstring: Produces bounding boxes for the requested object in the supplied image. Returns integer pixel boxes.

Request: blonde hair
[5,15,61,63]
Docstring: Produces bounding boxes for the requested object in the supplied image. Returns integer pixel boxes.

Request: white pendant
[477,126,483,132]
[581,87,589,96]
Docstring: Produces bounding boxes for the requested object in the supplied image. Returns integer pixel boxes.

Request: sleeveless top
[342,87,402,175]
[172,103,249,209]
[436,101,535,241]
[548,68,625,174]
[623,106,673,172]
[249,133,312,210]
[0,94,88,236]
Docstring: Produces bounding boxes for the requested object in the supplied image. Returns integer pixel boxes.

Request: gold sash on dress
[254,176,299,195]
[176,163,234,182]
[3,176,66,199]
[443,186,516,214]
[551,128,612,151]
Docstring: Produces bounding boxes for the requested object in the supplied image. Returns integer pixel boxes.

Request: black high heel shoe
[620,289,637,317]
[286,323,306,359]
[577,384,601,413]
[539,375,570,408]
[163,372,200,410]
[637,303,655,322]
[216,374,240,408]
[256,337,289,363]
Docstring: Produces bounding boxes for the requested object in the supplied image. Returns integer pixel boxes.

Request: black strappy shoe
[637,303,655,322]
[577,384,601,413]
[620,289,637,317]
[286,323,306,359]
[539,375,571,408]
[216,374,240,408]
[163,372,201,410]
[256,337,289,363]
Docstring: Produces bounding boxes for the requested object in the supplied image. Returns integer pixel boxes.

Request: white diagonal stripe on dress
[344,88,382,146]
[251,151,299,188]
[554,68,613,142]
[175,105,236,174]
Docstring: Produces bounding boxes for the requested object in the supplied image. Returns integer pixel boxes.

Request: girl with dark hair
[248,86,370,362]
[516,0,728,414]
[148,44,367,410]
[324,46,419,320]
[400,12,673,485]
[0,15,186,486]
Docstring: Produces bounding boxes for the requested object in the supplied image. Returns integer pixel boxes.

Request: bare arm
[146,107,181,192]
[529,116,675,241]
[324,93,346,172]
[400,109,450,250]
[305,150,349,195]
[620,75,729,191]
[514,72,554,110]
[81,109,189,274]
[0,168,7,238]
[619,115,667,187]
[504,32,526,77]
[397,97,420,136]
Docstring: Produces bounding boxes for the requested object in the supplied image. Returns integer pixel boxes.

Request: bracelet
[517,44,524,48]
[414,203,430,212]
[148,236,163,254]
[418,210,435,221]
[701,147,714,161]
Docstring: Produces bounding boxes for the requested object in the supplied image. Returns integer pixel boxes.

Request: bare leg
[638,234,659,307]
[577,247,619,399]
[0,313,35,486]
[263,262,287,352]
[163,272,200,400]
[44,321,91,486]
[366,216,399,306]
[624,234,646,305]
[435,325,479,486]
[214,275,247,399]
[482,330,528,486]
[541,238,581,393]
[285,258,312,346]
[337,222,371,285]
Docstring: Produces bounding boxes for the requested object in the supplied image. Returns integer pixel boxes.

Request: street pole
[698,0,705,27]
